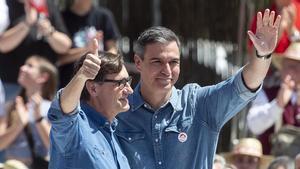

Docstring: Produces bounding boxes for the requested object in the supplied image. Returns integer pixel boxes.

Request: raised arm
[37,18,71,54]
[243,9,281,90]
[0,0,37,53]
[60,39,101,113]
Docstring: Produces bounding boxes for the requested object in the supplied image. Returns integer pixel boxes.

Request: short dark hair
[133,26,181,59]
[74,51,124,101]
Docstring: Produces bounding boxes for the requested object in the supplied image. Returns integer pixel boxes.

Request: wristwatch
[256,50,272,60]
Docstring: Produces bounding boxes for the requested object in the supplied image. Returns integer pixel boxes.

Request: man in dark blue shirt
[116,9,281,169]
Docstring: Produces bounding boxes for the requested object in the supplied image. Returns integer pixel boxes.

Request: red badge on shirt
[178,132,187,143]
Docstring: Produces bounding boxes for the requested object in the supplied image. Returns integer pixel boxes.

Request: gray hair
[133,26,181,59]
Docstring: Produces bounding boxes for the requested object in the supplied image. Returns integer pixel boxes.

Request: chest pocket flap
[116,131,145,143]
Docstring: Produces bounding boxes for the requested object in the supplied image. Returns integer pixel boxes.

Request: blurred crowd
[0,0,121,168]
[1,0,300,169]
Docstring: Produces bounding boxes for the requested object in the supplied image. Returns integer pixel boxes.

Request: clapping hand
[14,96,29,126]
[248,9,282,56]
[24,0,38,26]
[30,93,43,121]
[277,75,295,107]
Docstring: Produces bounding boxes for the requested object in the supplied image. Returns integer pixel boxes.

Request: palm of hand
[248,9,281,56]
[255,26,277,55]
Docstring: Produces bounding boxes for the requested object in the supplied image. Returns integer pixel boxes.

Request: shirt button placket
[152,112,164,169]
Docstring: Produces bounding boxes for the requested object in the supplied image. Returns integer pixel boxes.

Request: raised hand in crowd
[277,75,295,108]
[14,96,29,127]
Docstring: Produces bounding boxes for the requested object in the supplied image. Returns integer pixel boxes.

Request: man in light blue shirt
[48,40,132,169]
[116,9,281,169]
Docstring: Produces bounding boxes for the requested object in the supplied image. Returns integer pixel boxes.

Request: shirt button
[128,137,132,141]
[154,115,157,119]
[155,138,159,142]
[158,161,162,165]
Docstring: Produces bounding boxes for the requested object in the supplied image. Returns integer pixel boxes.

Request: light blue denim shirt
[48,91,131,169]
[116,68,260,169]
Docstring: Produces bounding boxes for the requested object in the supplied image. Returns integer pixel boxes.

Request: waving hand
[248,9,281,56]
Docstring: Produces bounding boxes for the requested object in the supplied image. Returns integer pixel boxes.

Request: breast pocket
[165,116,192,133]
[116,131,145,143]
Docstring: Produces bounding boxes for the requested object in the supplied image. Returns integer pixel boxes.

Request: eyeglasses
[100,76,132,89]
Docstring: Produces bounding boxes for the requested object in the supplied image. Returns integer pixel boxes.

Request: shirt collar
[80,101,118,130]
[130,82,183,111]
[169,86,183,111]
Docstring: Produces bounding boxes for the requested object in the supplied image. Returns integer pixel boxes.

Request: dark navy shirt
[48,91,131,169]
[116,69,260,169]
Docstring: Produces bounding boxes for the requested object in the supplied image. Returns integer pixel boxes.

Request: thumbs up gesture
[79,39,102,81]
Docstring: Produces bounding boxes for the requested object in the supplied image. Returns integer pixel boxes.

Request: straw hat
[272,42,300,70]
[222,138,273,169]
[2,160,28,169]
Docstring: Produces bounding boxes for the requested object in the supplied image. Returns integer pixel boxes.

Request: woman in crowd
[0,55,58,169]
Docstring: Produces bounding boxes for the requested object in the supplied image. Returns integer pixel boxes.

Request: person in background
[0,0,9,33]
[213,154,226,169]
[115,9,281,169]
[0,55,58,169]
[0,0,9,162]
[0,0,71,101]
[57,0,120,88]
[247,42,300,155]
[267,156,294,169]
[48,40,132,169]
[294,153,300,169]
[0,159,29,169]
[223,138,273,169]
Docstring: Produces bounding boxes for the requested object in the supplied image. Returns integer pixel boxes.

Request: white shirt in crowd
[247,90,297,135]
[0,0,9,33]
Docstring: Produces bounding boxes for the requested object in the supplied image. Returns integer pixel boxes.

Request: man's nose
[123,83,133,94]
[161,63,171,75]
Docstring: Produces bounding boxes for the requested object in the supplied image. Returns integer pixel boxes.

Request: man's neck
[140,86,172,110]
[87,100,116,123]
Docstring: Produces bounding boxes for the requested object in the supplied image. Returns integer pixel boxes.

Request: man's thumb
[91,38,99,56]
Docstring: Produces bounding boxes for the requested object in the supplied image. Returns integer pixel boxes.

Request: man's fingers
[274,15,282,28]
[269,11,275,26]
[91,39,99,56]
[257,12,263,30]
[247,31,257,44]
[262,9,270,26]
[84,58,101,71]
[86,54,101,66]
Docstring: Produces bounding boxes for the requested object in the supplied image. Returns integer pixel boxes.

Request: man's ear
[134,54,142,72]
[86,81,98,97]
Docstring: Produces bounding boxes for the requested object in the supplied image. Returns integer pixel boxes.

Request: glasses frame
[99,76,132,89]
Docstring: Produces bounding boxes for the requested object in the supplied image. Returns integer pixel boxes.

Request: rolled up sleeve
[233,67,262,101]
[48,89,81,153]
